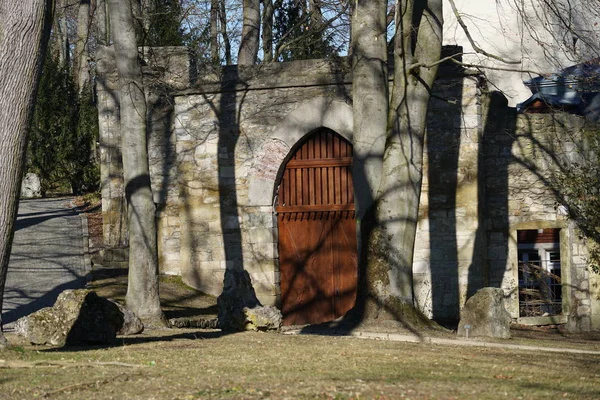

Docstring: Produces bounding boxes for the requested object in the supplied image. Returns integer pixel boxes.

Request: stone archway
[246,98,354,208]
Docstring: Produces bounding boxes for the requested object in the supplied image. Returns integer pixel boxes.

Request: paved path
[285,329,600,356]
[2,197,90,330]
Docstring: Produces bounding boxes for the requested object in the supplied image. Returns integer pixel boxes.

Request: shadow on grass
[40,329,229,353]
[162,304,218,319]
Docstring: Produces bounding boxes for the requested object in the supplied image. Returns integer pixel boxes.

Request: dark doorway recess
[276,128,358,326]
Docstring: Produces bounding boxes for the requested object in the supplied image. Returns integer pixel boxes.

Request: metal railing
[518,261,562,317]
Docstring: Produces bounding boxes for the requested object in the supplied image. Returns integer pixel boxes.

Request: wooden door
[276,128,357,325]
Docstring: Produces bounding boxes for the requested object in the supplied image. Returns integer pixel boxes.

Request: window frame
[506,222,571,325]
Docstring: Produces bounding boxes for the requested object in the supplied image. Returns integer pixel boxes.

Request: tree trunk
[351,0,443,326]
[350,0,388,317]
[210,0,219,65]
[237,0,260,65]
[351,0,387,219]
[0,0,53,347]
[75,0,91,92]
[94,0,109,45]
[262,0,274,62]
[218,0,232,65]
[364,0,443,321]
[106,0,164,326]
[54,0,70,67]
[308,0,323,29]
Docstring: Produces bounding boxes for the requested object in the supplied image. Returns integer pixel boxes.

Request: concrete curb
[283,329,600,356]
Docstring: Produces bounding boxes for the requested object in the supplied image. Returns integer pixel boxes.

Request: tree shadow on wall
[423,73,465,324]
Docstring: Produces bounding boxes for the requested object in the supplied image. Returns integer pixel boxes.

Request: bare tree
[352,0,443,322]
[0,0,53,347]
[75,0,92,91]
[351,0,387,222]
[210,0,219,64]
[237,0,260,64]
[94,0,110,45]
[262,0,274,62]
[444,0,600,103]
[106,0,165,326]
[54,0,71,67]
[219,0,233,64]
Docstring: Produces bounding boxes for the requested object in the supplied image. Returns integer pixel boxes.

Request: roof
[517,58,600,120]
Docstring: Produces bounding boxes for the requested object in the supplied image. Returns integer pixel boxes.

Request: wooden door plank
[278,128,357,326]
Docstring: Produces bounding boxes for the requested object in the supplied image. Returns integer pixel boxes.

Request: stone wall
[96,46,192,255]
[482,109,597,330]
[172,59,353,305]
[413,74,486,321]
[98,49,600,329]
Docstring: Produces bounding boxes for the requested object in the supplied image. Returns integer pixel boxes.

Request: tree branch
[407,52,544,77]
[447,0,521,65]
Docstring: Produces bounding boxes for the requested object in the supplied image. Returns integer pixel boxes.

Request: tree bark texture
[0,0,53,345]
[262,0,274,62]
[365,0,443,319]
[94,0,109,45]
[308,0,324,29]
[351,0,387,221]
[54,0,70,67]
[106,0,164,325]
[237,0,260,64]
[218,0,232,64]
[75,0,91,91]
[210,0,219,64]
[350,0,443,324]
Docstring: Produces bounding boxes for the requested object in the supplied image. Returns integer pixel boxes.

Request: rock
[169,317,219,329]
[244,306,282,332]
[217,269,281,331]
[14,289,124,346]
[20,172,41,198]
[458,287,511,339]
[110,301,144,335]
[91,247,129,269]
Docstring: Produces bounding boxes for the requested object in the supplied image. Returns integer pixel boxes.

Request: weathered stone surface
[98,45,600,329]
[217,269,281,331]
[243,306,282,332]
[457,288,511,339]
[14,289,124,346]
[20,172,41,198]
[217,269,260,331]
[90,247,129,268]
[111,301,144,335]
[169,317,219,329]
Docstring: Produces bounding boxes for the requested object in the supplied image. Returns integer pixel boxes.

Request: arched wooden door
[276,128,357,326]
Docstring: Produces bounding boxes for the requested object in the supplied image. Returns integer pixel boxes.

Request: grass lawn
[1,329,599,400]
[5,198,597,399]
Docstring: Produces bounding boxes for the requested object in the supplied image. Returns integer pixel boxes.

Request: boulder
[20,172,41,199]
[111,301,144,335]
[14,289,124,346]
[217,269,281,332]
[244,306,282,332]
[458,287,511,339]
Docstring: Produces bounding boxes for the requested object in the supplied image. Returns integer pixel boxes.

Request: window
[517,229,562,317]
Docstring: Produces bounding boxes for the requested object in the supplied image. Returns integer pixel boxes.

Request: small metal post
[464,324,471,339]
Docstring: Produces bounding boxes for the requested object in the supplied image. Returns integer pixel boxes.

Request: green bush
[28,53,99,196]
[555,128,600,273]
